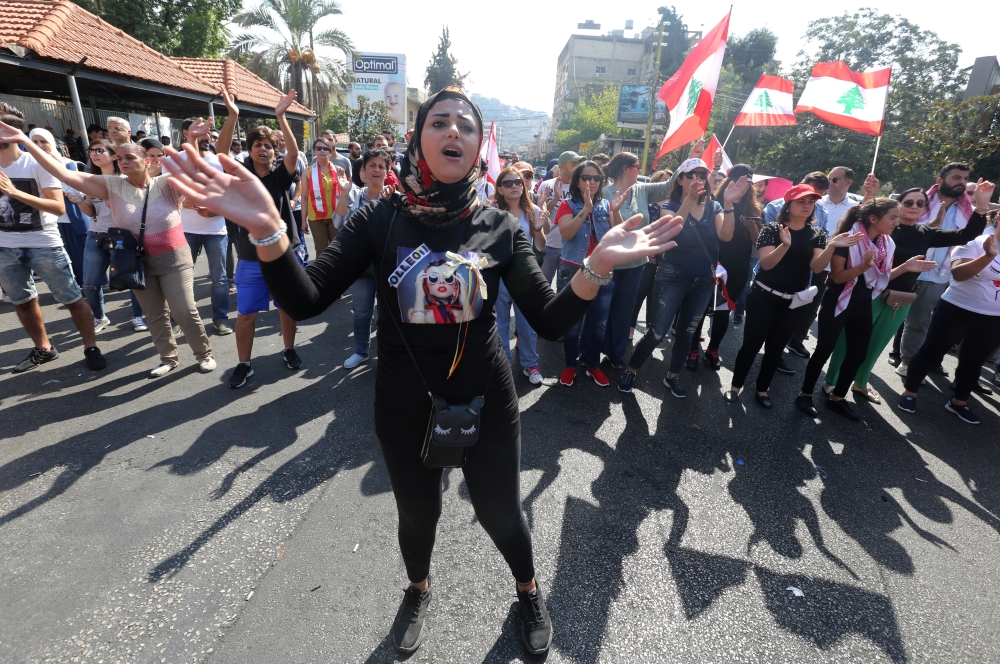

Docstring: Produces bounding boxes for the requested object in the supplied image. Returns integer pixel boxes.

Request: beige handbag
[882,289,918,317]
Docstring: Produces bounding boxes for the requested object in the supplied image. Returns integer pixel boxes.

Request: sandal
[851,384,881,404]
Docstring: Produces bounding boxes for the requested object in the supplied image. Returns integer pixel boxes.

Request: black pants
[380,432,535,584]
[630,260,658,328]
[691,309,730,352]
[905,299,1000,400]
[789,273,829,344]
[801,287,873,398]
[732,284,809,392]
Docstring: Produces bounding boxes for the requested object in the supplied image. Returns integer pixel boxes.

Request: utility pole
[640,20,665,174]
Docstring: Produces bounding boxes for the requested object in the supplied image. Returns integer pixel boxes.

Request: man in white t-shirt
[535,151,580,282]
[0,102,106,373]
[178,118,231,335]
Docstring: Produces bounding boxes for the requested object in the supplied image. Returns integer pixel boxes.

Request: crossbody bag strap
[137,182,150,250]
[687,211,717,279]
[376,210,497,400]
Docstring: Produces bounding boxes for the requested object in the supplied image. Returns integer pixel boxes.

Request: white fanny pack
[756,281,818,309]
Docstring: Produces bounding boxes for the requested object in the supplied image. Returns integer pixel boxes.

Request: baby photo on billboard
[391,245,484,324]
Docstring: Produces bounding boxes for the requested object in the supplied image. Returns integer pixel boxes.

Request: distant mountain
[471,93,550,152]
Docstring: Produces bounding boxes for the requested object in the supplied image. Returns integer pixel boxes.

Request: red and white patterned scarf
[835,221,894,317]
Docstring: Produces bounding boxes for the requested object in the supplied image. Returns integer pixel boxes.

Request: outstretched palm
[594,214,684,268]
[0,121,28,144]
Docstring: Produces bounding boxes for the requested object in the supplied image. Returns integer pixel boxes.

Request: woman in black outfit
[727,184,861,407]
[161,87,682,657]
[690,163,761,369]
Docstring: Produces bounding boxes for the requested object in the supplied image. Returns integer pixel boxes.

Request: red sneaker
[586,367,610,387]
[559,367,576,386]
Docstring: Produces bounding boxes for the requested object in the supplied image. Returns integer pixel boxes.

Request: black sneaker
[887,352,901,367]
[776,358,796,375]
[618,370,636,393]
[516,582,553,656]
[732,314,743,326]
[229,362,253,388]
[786,340,811,358]
[13,346,59,373]
[391,585,431,654]
[282,347,302,370]
[84,346,107,371]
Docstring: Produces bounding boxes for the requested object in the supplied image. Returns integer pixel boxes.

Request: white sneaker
[1,292,11,303]
[149,363,176,378]
[344,353,369,369]
[198,356,217,373]
[523,366,543,385]
[133,316,148,332]
[94,316,111,333]
[895,363,927,385]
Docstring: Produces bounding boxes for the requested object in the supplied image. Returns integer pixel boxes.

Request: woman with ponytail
[797,198,933,419]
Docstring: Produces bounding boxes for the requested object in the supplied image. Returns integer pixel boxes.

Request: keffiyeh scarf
[835,221,894,317]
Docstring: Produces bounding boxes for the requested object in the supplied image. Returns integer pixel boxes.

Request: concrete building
[963,56,1000,100]
[406,87,427,130]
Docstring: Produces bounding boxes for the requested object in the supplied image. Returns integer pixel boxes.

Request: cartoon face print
[392,246,484,324]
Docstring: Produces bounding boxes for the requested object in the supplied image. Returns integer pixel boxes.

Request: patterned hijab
[399,87,484,229]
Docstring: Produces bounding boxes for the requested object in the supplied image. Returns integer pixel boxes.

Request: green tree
[655,6,691,82]
[837,86,866,115]
[348,96,396,144]
[71,0,239,57]
[321,104,349,134]
[229,0,354,121]
[554,87,626,152]
[425,27,466,93]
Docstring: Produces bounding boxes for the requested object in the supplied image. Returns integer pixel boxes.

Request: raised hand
[335,165,352,193]
[863,173,880,197]
[186,118,211,143]
[779,224,791,246]
[863,249,876,268]
[611,186,632,213]
[688,138,706,160]
[0,121,28,145]
[535,207,550,231]
[973,178,995,212]
[219,83,239,117]
[380,184,394,198]
[985,234,998,258]
[723,176,750,206]
[683,180,706,205]
[590,214,685,272]
[275,90,297,117]
[162,144,279,235]
[903,254,937,273]
[830,231,864,248]
[581,183,594,213]
[712,147,724,170]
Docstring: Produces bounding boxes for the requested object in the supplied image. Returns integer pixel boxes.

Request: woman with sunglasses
[618,158,745,397]
[824,185,989,404]
[727,184,861,406]
[495,165,547,384]
[159,87,682,656]
[601,152,673,369]
[555,160,628,387]
[305,137,342,255]
[3,126,216,376]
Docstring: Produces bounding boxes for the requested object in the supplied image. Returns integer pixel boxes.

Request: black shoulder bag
[376,211,496,468]
[107,183,149,291]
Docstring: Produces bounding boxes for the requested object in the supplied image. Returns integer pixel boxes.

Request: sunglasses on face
[683,171,708,181]
[500,179,524,189]
[88,147,109,155]
[579,174,602,183]
[902,199,927,208]
[313,146,331,152]
[520,171,534,179]
[831,177,849,183]
[426,272,455,285]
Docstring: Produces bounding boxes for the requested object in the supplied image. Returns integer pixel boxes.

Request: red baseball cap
[783,183,821,203]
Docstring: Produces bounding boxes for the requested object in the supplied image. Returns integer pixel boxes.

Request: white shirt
[941,235,1000,316]
[476,178,495,202]
[178,152,226,235]
[0,150,63,249]
[816,193,859,271]
[536,179,570,250]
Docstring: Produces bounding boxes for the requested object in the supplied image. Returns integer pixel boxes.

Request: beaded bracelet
[248,222,287,247]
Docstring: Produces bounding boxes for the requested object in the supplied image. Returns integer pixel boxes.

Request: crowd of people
[1,86,999,657]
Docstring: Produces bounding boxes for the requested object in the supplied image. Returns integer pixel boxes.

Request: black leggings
[731,284,808,392]
[380,431,534,584]
[905,299,1000,401]
[630,260,658,328]
[691,309,730,352]
[801,286,873,398]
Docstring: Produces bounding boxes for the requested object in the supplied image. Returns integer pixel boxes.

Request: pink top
[102,174,192,276]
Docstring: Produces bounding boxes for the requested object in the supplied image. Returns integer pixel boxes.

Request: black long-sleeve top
[260,196,592,443]
[888,212,988,292]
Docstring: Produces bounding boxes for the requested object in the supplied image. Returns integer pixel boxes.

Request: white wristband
[248,222,287,247]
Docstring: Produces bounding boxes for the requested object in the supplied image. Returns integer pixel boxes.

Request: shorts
[0,246,83,306]
[234,259,281,315]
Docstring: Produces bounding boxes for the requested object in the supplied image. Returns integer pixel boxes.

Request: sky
[321,1,996,115]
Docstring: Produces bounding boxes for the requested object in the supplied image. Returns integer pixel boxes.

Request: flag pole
[640,19,666,175]
[870,134,882,174]
[870,68,892,174]
[721,124,736,149]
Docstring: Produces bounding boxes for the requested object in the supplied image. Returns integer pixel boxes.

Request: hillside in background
[472,93,550,151]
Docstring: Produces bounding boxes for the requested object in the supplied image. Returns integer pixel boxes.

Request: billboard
[616,85,666,129]
[349,52,407,136]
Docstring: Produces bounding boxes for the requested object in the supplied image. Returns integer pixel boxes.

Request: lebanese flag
[705,134,733,174]
[655,11,730,163]
[480,121,502,185]
[795,62,891,135]
[734,75,796,126]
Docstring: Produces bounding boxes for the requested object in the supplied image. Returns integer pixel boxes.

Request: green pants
[827,295,912,389]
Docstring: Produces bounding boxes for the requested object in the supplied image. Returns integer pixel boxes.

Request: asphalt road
[2,252,999,663]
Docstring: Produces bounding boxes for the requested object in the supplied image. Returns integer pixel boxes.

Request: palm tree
[229,0,354,121]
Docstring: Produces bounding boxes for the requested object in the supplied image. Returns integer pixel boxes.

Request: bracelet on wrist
[248,222,287,247]
[581,256,613,286]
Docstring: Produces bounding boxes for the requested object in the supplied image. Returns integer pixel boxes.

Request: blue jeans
[558,264,613,368]
[0,246,82,305]
[603,265,644,362]
[83,232,142,320]
[350,276,376,356]
[628,263,714,374]
[496,281,539,368]
[540,245,560,284]
[185,233,229,323]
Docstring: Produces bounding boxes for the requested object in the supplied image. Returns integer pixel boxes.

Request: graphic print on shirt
[391,245,485,324]
[0,179,43,232]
